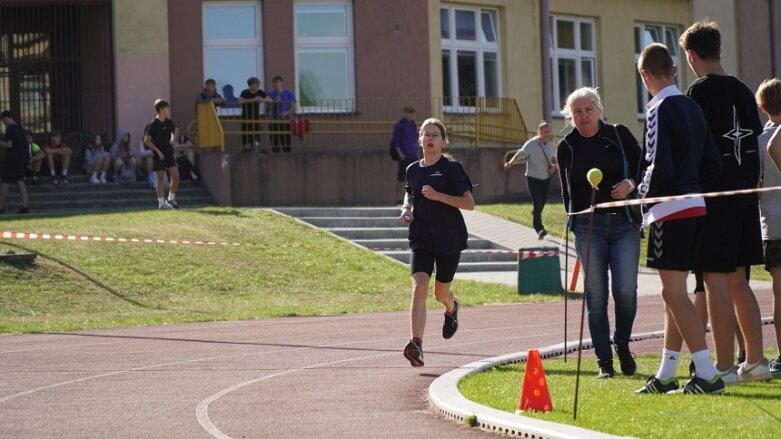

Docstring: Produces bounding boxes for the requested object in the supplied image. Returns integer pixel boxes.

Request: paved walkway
[456,209,772,295]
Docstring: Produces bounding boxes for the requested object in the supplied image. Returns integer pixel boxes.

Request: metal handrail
[190,97,528,151]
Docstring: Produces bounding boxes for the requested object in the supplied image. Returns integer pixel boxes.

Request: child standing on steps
[144,99,180,209]
[400,118,475,367]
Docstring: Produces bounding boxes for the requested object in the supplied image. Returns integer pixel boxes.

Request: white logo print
[430,171,443,177]
[639,105,659,199]
[722,105,753,166]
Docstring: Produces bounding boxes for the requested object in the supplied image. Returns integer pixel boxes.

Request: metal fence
[0,1,114,166]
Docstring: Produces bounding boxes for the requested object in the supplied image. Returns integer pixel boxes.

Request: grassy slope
[0,207,562,334]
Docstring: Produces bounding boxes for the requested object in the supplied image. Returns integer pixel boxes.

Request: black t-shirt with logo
[145,117,175,157]
[686,74,763,198]
[405,157,473,254]
[240,88,269,120]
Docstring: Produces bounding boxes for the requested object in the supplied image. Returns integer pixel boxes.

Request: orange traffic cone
[517,349,553,412]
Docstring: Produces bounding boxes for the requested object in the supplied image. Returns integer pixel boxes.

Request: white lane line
[194,332,544,439]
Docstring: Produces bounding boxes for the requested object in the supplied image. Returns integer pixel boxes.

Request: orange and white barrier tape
[0,230,242,246]
[569,185,781,216]
[518,249,559,260]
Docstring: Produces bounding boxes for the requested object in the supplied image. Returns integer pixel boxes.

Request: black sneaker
[168,199,179,209]
[17,206,29,214]
[597,359,615,379]
[614,344,637,376]
[537,229,548,240]
[635,376,679,394]
[403,340,424,367]
[442,298,459,339]
[669,375,725,394]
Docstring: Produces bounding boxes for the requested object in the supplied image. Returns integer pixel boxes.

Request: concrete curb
[428,330,666,439]
[430,316,778,438]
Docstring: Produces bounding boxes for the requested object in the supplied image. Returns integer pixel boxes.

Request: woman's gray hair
[560,87,604,127]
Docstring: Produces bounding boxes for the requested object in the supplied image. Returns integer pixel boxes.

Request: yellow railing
[190,97,528,151]
[190,102,225,150]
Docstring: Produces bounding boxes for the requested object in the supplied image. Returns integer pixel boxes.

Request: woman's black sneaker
[442,298,459,339]
[614,344,637,375]
[597,359,615,378]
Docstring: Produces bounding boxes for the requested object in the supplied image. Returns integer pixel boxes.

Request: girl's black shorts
[410,249,461,283]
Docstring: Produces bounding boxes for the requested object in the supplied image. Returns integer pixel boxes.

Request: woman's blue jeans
[572,213,641,361]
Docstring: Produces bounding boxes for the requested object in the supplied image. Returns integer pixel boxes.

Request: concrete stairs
[276,207,518,273]
[3,175,212,214]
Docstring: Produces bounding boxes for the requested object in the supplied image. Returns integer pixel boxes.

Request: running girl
[400,118,474,367]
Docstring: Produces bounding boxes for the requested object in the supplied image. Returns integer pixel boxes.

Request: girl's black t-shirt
[405,157,473,255]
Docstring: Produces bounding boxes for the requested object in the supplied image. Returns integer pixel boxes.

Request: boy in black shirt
[0,110,30,214]
[634,43,723,394]
[239,77,273,151]
[144,99,180,209]
[680,19,771,382]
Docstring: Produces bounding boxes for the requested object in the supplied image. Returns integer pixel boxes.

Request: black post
[563,219,570,362]
[573,186,597,420]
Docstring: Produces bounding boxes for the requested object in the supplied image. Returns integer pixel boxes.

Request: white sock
[62,169,68,176]
[91,172,97,178]
[158,197,165,207]
[50,170,56,176]
[692,349,718,380]
[655,349,680,381]
[100,171,106,178]
[167,192,176,201]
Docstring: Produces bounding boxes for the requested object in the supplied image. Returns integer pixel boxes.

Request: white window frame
[202,1,264,101]
[634,23,682,118]
[294,1,355,113]
[440,5,502,112]
[550,15,597,116]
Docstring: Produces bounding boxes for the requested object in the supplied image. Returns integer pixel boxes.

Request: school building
[0,0,779,205]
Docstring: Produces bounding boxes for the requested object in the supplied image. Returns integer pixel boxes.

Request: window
[203,2,263,101]
[634,23,681,116]
[550,16,596,114]
[441,5,500,109]
[295,2,354,112]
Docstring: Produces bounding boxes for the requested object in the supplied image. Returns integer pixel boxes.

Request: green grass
[0,207,563,334]
[478,202,771,282]
[460,352,781,438]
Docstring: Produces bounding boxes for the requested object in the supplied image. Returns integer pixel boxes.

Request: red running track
[0,289,775,438]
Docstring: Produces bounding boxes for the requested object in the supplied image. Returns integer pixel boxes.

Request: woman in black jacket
[558,87,642,379]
